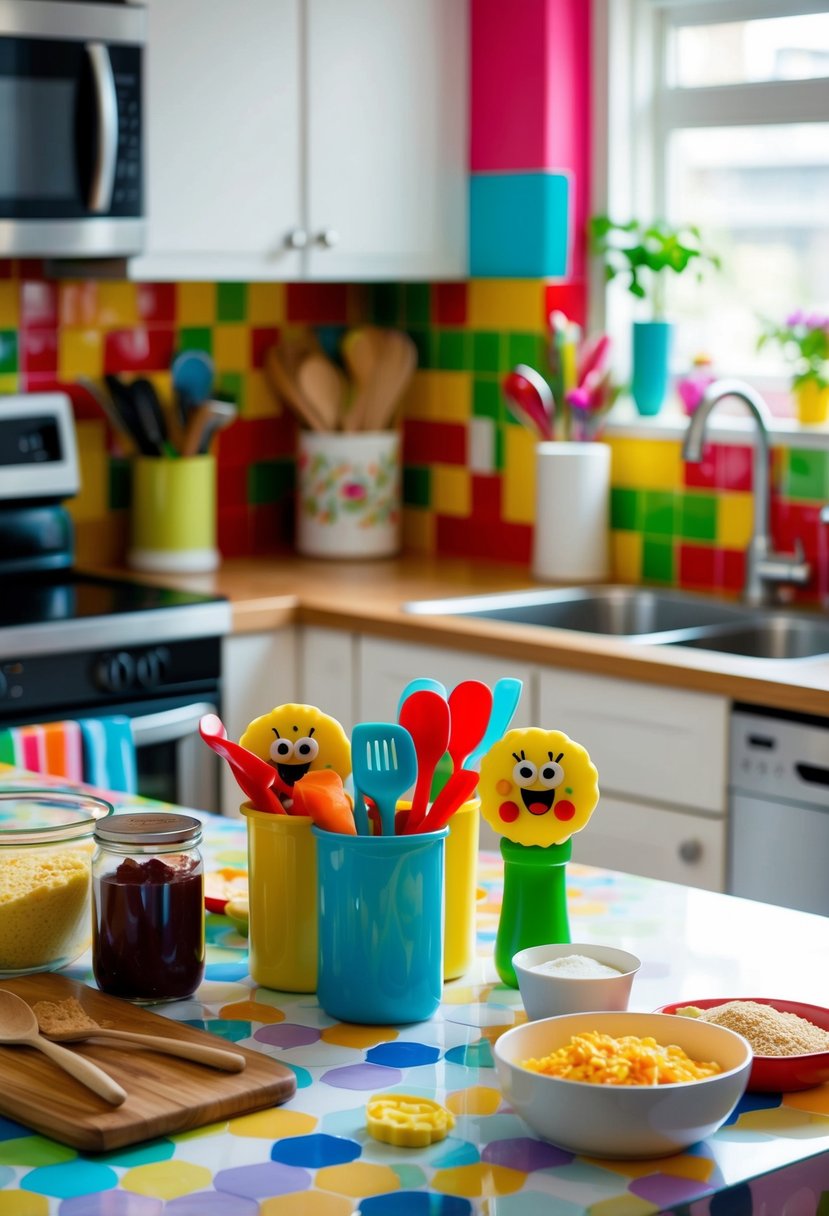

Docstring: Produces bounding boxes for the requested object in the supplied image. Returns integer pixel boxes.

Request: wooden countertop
[94,555,829,717]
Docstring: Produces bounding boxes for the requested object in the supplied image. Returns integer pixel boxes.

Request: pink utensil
[447,680,494,774]
[502,365,555,440]
[418,769,480,833]
[199,714,285,815]
[398,689,451,835]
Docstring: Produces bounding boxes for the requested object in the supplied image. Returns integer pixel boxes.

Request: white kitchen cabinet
[220,631,298,816]
[134,0,468,282]
[299,626,357,733]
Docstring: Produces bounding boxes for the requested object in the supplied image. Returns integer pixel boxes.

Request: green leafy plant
[757,311,829,390]
[588,216,721,320]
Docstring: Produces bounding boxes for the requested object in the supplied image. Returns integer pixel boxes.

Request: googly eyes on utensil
[512,759,538,787]
[539,760,565,789]
[294,736,319,762]
[270,737,295,761]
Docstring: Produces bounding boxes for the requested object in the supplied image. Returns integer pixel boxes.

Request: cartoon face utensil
[240,704,351,799]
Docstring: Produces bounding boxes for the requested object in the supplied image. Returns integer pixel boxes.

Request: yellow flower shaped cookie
[479,727,599,848]
[366,1094,455,1147]
[240,704,351,799]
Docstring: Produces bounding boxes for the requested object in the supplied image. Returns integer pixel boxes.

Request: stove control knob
[94,652,134,694]
[136,647,170,689]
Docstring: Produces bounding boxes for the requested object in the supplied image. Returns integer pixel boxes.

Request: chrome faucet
[682,379,811,607]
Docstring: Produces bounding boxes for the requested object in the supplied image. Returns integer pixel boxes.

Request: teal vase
[632,320,673,416]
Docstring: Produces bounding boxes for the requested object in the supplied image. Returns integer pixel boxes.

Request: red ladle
[199,714,285,815]
[447,681,494,774]
[398,689,451,834]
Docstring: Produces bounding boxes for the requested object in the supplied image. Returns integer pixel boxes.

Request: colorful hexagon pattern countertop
[0,767,828,1215]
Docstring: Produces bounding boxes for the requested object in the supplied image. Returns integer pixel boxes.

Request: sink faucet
[682,379,810,607]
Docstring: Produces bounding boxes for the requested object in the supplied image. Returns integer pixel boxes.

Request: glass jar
[92,812,205,1002]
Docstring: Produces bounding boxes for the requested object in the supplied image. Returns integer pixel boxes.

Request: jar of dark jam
[92,813,205,1002]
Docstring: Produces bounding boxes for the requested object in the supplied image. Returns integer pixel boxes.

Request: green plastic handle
[494,837,572,988]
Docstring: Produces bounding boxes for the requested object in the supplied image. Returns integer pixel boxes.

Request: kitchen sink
[403,585,748,639]
[669,615,829,661]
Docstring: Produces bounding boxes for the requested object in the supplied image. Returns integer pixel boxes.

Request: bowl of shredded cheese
[0,790,113,976]
[656,997,829,1092]
[494,1011,751,1158]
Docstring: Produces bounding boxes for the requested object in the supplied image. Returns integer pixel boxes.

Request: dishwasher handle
[796,763,829,788]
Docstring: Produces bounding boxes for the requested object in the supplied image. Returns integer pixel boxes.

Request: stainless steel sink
[668,615,829,660]
[403,585,748,639]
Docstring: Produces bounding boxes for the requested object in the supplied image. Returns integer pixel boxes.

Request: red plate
[655,997,829,1093]
[205,867,248,914]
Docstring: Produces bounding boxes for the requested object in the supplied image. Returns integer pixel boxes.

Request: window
[594,1,829,407]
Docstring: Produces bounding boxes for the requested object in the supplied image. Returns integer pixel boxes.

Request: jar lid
[0,789,113,844]
[94,812,202,847]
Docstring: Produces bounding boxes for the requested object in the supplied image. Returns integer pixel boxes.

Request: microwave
[0,1,145,258]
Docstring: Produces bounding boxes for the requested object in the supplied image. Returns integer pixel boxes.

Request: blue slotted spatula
[351,723,418,837]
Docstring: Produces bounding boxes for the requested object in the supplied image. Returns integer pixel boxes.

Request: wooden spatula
[341,326,387,431]
[264,344,327,432]
[297,353,348,432]
[362,330,417,431]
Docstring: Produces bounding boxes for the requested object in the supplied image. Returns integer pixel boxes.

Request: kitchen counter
[93,555,829,717]
[1,765,828,1215]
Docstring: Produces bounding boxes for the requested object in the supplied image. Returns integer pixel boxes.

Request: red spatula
[199,714,285,815]
[398,689,451,834]
[447,681,494,773]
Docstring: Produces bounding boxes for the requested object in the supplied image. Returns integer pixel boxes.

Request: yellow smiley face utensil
[240,704,351,798]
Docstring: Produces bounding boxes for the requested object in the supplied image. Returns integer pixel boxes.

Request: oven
[0,0,145,257]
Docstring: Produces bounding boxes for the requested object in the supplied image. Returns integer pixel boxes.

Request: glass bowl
[0,789,113,976]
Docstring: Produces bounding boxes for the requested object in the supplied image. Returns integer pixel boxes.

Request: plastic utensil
[446,680,494,773]
[398,689,451,834]
[417,768,479,833]
[39,1018,246,1072]
[0,990,126,1106]
[503,366,555,440]
[465,677,523,770]
[171,350,215,428]
[181,399,237,457]
[396,677,447,716]
[351,723,418,837]
[291,770,356,834]
[198,714,285,815]
[131,377,176,458]
[104,374,158,456]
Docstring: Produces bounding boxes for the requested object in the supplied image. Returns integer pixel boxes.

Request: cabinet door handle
[315,228,340,249]
[678,839,703,864]
[285,228,308,250]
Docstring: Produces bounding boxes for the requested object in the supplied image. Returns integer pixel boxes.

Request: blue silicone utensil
[351,723,418,838]
[465,677,523,770]
[396,677,447,717]
[171,350,215,426]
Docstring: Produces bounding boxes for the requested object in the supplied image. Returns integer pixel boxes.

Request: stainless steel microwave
[0,1,145,258]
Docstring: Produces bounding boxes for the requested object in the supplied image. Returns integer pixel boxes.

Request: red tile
[217,506,252,559]
[436,515,532,563]
[20,328,57,374]
[471,474,502,521]
[432,283,468,326]
[286,284,348,324]
[774,502,823,560]
[251,327,280,369]
[103,328,176,373]
[683,441,718,489]
[137,283,177,324]
[544,282,586,329]
[0,261,13,280]
[718,444,753,492]
[719,548,746,592]
[215,462,248,508]
[18,259,45,280]
[678,544,717,590]
[251,502,293,553]
[20,281,58,328]
[218,417,297,466]
[403,420,467,466]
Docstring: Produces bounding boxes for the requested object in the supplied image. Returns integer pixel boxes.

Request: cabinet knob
[678,839,703,864]
[315,228,340,249]
[285,228,308,250]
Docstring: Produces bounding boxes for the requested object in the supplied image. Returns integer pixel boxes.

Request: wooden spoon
[341,326,387,431]
[297,353,348,432]
[264,344,327,432]
[37,1015,245,1073]
[362,331,417,431]
[0,990,126,1106]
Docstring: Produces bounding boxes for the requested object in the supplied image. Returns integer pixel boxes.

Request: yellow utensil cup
[129,455,218,573]
[444,799,480,981]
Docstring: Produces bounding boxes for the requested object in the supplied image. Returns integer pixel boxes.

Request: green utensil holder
[495,836,572,988]
[129,455,218,573]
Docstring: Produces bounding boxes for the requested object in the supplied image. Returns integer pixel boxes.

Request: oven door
[131,699,219,815]
[0,3,145,256]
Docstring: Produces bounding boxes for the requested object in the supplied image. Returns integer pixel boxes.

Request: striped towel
[78,717,137,795]
[0,716,137,795]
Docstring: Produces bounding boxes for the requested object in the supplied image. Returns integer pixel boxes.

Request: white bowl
[494,1011,752,1159]
[513,942,641,1021]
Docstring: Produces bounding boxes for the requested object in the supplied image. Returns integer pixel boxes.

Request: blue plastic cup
[631,320,673,416]
[313,826,447,1025]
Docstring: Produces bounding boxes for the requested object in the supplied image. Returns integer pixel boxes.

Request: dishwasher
[729,705,829,917]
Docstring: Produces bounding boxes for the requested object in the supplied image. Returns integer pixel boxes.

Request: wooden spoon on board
[36,1011,246,1072]
[0,990,126,1106]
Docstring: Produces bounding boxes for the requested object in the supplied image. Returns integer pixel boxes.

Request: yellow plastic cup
[444,799,480,981]
[241,804,317,993]
[129,455,218,573]
[795,381,829,426]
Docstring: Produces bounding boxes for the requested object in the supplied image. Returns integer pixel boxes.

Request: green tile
[216,371,243,407]
[472,331,501,373]
[436,329,466,371]
[642,490,677,537]
[473,377,502,421]
[109,458,131,510]
[680,492,718,541]
[784,448,828,500]
[642,537,675,584]
[177,327,213,355]
[403,465,431,508]
[507,331,545,371]
[248,459,294,505]
[403,284,430,326]
[610,487,640,531]
[216,282,247,323]
[493,423,506,471]
[370,284,401,326]
[0,331,17,374]
[407,328,430,371]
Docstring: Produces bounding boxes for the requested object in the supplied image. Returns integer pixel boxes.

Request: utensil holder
[296,431,401,559]
[444,799,480,981]
[241,805,317,993]
[129,455,218,573]
[532,442,610,583]
[313,826,447,1024]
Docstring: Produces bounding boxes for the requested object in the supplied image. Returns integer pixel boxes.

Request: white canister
[532,442,610,583]
[296,430,401,559]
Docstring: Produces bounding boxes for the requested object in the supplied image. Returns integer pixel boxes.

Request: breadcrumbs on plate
[698,1001,829,1056]
[522,1031,722,1086]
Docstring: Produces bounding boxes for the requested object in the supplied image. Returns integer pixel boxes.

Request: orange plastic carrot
[292,770,356,835]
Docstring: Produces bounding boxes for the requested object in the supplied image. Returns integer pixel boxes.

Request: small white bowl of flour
[513,943,641,1021]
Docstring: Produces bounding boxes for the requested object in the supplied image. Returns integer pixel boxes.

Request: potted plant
[757,312,829,425]
[589,217,720,416]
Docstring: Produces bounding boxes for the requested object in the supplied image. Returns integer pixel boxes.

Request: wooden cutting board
[0,975,296,1151]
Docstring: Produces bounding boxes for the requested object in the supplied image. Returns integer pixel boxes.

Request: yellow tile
[0,281,19,327]
[402,507,435,554]
[95,282,138,327]
[502,425,536,524]
[608,437,682,490]
[247,282,285,325]
[213,325,249,371]
[611,531,642,583]
[0,373,19,395]
[177,282,215,326]
[59,330,103,379]
[401,371,471,423]
[717,492,753,548]
[432,465,470,517]
[244,370,281,418]
[59,281,98,327]
[467,280,546,331]
[68,422,108,522]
